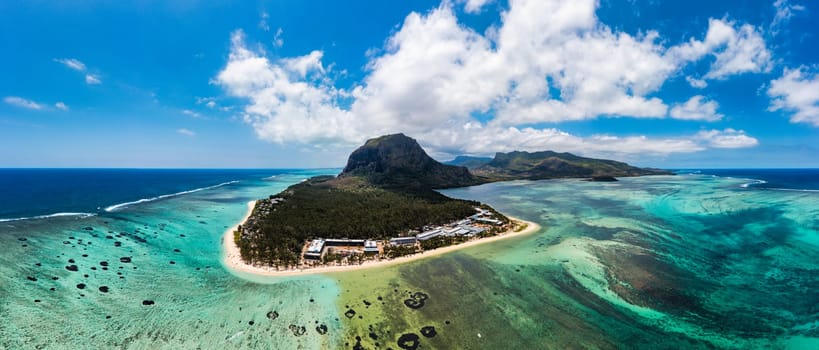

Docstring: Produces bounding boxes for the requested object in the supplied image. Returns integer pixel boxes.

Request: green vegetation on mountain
[444,155,492,169]
[236,134,671,266]
[472,151,672,181]
[236,134,487,266]
[236,176,480,266]
[339,133,480,189]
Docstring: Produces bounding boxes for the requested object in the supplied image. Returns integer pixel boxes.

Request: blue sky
[1,0,817,168]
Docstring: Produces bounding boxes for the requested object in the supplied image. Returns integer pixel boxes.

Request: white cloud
[182,109,202,118]
[420,124,707,157]
[53,58,86,72]
[177,128,196,137]
[85,74,102,85]
[259,11,270,31]
[772,0,805,32]
[273,28,284,47]
[55,102,69,111]
[56,58,103,85]
[462,0,492,13]
[215,30,359,145]
[695,128,759,148]
[666,18,772,80]
[768,66,819,126]
[216,0,764,157]
[206,101,216,108]
[686,76,708,88]
[4,96,44,110]
[669,95,723,121]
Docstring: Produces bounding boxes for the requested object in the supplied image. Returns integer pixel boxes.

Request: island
[223,133,669,276]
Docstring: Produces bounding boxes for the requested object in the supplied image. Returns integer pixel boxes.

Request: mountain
[339,133,480,189]
[444,155,493,169]
[473,151,672,181]
[236,134,489,265]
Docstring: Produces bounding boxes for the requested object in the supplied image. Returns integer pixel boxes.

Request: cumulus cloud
[669,96,723,121]
[462,0,493,13]
[695,128,759,148]
[666,18,771,80]
[177,128,196,136]
[215,30,359,145]
[4,96,44,110]
[686,76,708,88]
[55,102,69,111]
[216,0,763,157]
[419,124,707,158]
[768,66,819,126]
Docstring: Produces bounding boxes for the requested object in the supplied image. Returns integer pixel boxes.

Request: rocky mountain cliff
[339,133,480,189]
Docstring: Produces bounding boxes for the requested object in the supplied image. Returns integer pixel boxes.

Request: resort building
[417,229,443,241]
[390,236,418,246]
[304,239,325,260]
[462,225,485,235]
[475,217,502,225]
[364,240,379,253]
[324,238,366,247]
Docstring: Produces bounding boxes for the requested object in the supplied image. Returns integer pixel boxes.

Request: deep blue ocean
[1,168,816,221]
[0,169,295,220]
[676,168,819,191]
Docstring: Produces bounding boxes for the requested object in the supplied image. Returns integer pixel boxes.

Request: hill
[236,134,492,266]
[444,155,493,169]
[473,151,672,181]
[339,133,480,189]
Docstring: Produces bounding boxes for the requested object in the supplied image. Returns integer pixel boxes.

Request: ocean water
[1,169,817,349]
[676,168,819,191]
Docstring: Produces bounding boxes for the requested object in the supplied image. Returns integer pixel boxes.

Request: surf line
[104,180,240,212]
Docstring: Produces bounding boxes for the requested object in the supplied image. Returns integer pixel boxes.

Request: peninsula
[224,133,668,275]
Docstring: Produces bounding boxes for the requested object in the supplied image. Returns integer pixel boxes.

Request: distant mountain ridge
[472,150,672,180]
[340,134,671,188]
[444,156,493,169]
[339,133,480,189]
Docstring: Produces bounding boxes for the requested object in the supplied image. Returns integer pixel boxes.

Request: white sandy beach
[222,200,541,277]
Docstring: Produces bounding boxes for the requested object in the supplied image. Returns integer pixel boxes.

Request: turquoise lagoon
[1,171,817,349]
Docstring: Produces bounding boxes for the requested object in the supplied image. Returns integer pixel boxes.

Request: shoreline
[221,201,541,277]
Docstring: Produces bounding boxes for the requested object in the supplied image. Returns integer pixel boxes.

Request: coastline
[221,201,541,277]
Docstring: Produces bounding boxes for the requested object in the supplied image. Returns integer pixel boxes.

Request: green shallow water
[2,174,817,349]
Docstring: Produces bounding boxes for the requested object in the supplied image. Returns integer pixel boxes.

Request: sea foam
[104,180,239,212]
[0,212,96,222]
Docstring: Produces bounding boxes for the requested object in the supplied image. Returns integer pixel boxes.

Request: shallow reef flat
[1,173,817,349]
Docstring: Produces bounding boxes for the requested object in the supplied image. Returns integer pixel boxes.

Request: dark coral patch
[420,326,436,338]
[66,265,78,272]
[396,333,420,350]
[289,324,306,336]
